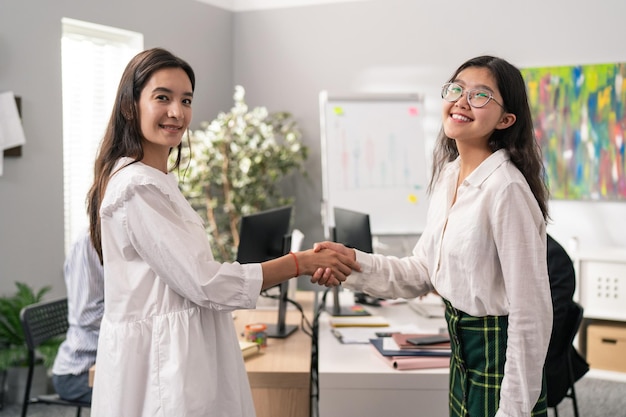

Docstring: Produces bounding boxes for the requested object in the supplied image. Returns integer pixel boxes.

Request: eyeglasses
[441,82,505,109]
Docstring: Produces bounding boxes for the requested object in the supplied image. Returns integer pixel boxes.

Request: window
[61,18,143,252]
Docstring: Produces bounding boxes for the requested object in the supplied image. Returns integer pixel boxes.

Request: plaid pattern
[444,299,547,417]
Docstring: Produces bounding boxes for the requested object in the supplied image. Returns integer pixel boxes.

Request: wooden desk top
[234,291,314,389]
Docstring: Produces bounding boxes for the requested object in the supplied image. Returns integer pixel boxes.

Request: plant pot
[4,364,48,405]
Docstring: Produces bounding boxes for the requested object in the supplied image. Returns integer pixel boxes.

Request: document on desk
[407,297,446,318]
[331,324,422,344]
[328,315,390,328]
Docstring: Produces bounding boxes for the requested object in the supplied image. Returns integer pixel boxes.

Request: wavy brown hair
[428,55,549,221]
[86,48,195,263]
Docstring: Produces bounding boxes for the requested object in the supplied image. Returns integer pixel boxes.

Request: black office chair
[546,301,589,417]
[19,298,90,417]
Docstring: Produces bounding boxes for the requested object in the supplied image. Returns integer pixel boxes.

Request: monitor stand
[265,275,298,338]
[327,286,371,316]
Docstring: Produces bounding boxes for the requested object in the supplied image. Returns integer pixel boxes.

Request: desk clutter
[369,336,450,371]
[318,295,451,416]
[328,318,452,371]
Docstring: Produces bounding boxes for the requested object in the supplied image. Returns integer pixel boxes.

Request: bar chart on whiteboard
[320,92,429,235]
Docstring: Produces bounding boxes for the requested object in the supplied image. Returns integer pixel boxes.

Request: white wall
[232,0,626,262]
[0,0,233,297]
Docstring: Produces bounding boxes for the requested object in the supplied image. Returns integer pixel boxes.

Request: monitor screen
[236,205,297,338]
[330,207,375,316]
[333,207,373,253]
[236,206,293,263]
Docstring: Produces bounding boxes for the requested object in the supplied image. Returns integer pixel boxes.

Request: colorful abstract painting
[521,63,626,200]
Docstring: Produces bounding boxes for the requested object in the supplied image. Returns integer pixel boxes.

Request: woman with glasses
[314,56,551,417]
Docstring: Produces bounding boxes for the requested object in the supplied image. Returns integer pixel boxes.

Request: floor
[0,403,90,416]
[2,372,626,416]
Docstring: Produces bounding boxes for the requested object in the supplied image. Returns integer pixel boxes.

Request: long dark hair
[428,55,549,221]
[87,48,196,262]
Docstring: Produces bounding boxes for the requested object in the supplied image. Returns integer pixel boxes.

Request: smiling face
[138,67,193,172]
[442,66,515,150]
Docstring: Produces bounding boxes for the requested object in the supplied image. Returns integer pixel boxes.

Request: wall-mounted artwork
[521,63,626,200]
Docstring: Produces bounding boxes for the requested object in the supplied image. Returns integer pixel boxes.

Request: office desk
[234,291,313,417]
[318,301,449,417]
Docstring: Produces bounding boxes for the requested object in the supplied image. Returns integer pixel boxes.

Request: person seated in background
[545,234,589,405]
[51,228,104,403]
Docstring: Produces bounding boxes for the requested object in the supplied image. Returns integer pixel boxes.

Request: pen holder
[245,323,268,347]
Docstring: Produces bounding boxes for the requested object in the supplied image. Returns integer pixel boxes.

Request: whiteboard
[320,91,429,236]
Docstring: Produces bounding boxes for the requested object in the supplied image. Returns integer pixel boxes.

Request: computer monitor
[237,205,298,338]
[333,207,374,253]
[329,207,374,316]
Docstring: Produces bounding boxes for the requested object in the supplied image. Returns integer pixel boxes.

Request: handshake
[301,241,361,288]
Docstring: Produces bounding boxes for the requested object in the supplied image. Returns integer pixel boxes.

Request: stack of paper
[369,337,450,371]
[239,340,262,359]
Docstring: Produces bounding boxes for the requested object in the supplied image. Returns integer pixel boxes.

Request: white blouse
[344,149,552,417]
[91,158,263,417]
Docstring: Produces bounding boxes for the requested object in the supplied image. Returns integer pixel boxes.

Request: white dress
[91,158,263,417]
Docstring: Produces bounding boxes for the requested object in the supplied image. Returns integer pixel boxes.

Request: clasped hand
[306,241,358,287]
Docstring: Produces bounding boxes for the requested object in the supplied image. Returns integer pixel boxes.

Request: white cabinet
[576,249,626,321]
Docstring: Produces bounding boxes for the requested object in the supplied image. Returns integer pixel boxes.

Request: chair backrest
[549,302,583,359]
[562,302,584,351]
[20,298,69,350]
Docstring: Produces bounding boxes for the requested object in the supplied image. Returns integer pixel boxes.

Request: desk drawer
[587,323,626,373]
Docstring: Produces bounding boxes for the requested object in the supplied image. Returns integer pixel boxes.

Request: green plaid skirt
[443,299,547,417]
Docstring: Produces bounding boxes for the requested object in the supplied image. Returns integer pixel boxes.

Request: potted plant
[176,85,308,262]
[0,282,61,405]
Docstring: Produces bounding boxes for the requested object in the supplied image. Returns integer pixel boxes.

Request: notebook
[391,333,451,351]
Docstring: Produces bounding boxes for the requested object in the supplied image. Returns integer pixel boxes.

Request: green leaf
[172,85,308,262]
[0,282,60,371]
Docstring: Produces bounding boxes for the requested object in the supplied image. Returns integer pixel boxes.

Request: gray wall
[2,0,626,298]
[232,0,626,266]
[0,0,233,297]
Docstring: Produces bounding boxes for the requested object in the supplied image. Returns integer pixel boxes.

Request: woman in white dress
[86,47,358,417]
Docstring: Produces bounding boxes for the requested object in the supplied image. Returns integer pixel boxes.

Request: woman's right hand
[309,241,358,286]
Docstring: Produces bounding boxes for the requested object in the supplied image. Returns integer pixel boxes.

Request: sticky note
[408,106,419,116]
[333,106,344,116]
[408,194,418,204]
